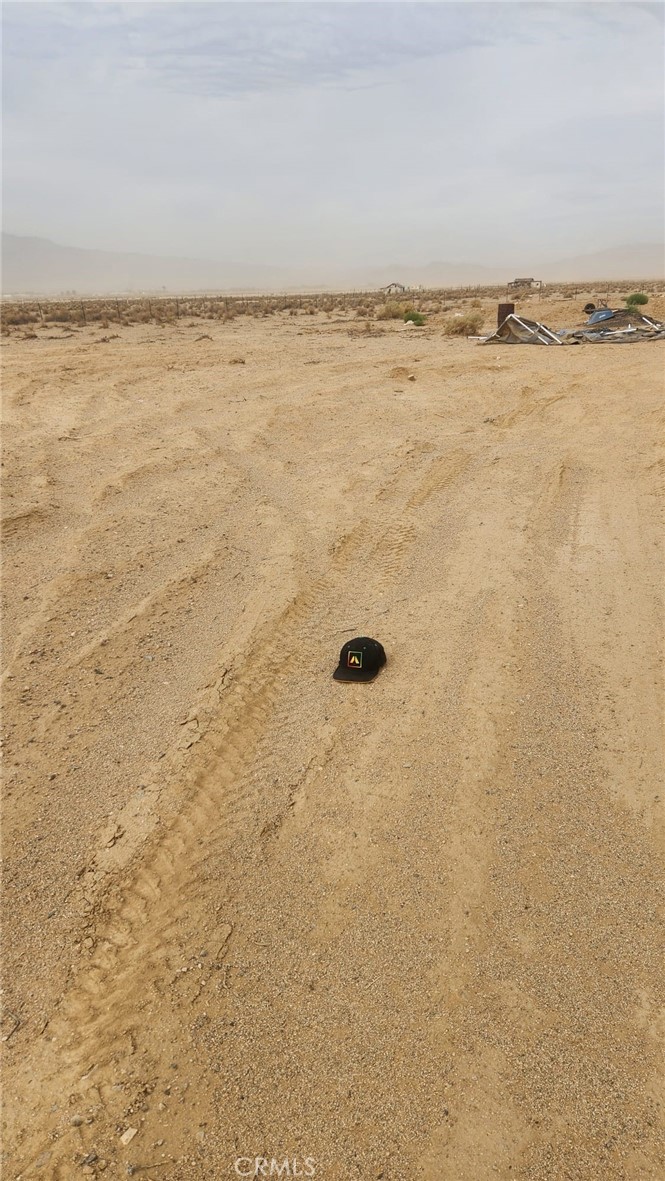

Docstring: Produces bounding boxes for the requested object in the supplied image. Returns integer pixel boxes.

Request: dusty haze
[3,3,664,279]
[2,233,665,295]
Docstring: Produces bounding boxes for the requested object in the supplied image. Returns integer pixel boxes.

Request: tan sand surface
[2,308,664,1180]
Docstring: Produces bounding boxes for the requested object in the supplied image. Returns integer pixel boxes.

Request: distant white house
[383,281,407,295]
[507,277,542,290]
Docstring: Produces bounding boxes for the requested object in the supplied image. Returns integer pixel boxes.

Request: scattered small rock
[120,1126,138,1146]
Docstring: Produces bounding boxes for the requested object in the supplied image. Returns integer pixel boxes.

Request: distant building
[507,277,542,290]
[383,281,407,295]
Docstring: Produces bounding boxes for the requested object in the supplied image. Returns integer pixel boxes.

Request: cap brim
[332,665,379,682]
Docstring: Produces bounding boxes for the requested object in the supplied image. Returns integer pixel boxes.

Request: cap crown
[333,636,386,681]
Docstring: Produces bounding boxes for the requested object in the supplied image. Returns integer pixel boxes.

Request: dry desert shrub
[2,308,36,325]
[377,302,407,320]
[43,307,71,323]
[444,312,483,336]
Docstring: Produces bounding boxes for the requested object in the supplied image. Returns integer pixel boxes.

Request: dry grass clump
[377,302,410,321]
[2,308,37,325]
[444,312,483,336]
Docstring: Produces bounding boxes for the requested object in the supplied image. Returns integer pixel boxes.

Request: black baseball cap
[333,636,387,682]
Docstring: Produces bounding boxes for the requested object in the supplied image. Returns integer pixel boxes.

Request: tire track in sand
[7,443,474,1177]
[420,454,665,1180]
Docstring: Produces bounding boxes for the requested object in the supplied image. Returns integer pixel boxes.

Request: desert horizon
[3,232,665,297]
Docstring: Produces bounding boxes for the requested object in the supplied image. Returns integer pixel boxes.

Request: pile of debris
[481,307,665,346]
[481,314,562,345]
[559,308,665,344]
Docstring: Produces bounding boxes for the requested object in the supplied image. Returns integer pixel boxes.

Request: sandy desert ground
[2,299,664,1180]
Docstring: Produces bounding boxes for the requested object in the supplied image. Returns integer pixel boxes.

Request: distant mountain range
[1,234,287,296]
[2,233,663,295]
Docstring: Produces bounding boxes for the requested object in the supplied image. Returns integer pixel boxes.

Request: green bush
[404,310,426,325]
[625,292,649,306]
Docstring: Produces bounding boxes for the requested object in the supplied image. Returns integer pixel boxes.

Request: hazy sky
[3,1,664,268]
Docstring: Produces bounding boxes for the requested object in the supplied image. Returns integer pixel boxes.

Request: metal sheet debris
[480,314,562,345]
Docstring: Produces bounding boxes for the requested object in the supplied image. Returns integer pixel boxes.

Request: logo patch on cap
[347,650,363,669]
